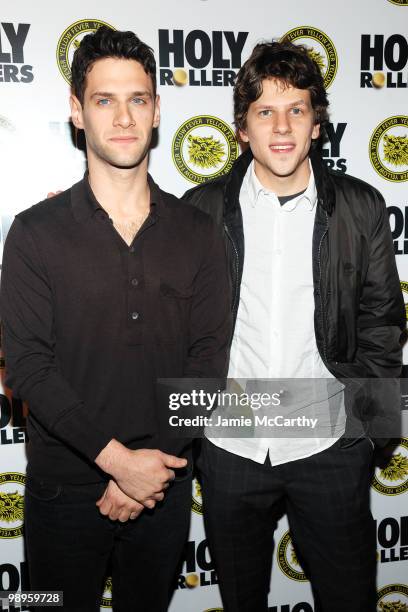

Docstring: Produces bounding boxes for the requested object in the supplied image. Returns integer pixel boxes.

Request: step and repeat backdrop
[1,0,408,610]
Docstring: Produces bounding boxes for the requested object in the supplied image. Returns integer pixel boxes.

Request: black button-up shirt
[0,175,231,482]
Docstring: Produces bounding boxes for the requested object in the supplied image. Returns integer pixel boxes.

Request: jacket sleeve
[355,189,405,378]
[183,214,231,379]
[0,217,114,461]
[352,191,405,443]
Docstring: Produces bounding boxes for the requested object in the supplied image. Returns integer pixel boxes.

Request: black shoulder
[16,189,72,228]
[181,177,228,228]
[329,170,384,203]
[158,183,216,228]
[182,174,227,205]
[328,171,387,234]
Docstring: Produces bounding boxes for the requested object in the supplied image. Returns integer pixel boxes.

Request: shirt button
[129,246,135,253]
[131,312,139,320]
[131,278,139,287]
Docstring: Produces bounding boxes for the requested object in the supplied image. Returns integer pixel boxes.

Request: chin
[104,153,144,169]
[112,160,142,169]
[269,165,297,178]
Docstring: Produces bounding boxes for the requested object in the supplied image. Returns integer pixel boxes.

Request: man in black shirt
[0,27,230,611]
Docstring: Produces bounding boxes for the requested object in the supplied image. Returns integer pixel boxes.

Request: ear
[312,122,320,141]
[70,94,84,130]
[153,94,160,128]
[239,126,249,143]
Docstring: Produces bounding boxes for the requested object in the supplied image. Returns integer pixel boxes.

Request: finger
[166,469,175,482]
[118,511,131,523]
[143,498,156,509]
[98,499,112,516]
[129,506,143,520]
[96,487,108,507]
[150,490,165,501]
[161,453,187,469]
[132,501,144,516]
[108,503,124,521]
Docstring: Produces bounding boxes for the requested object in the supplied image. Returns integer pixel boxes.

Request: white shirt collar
[244,159,317,212]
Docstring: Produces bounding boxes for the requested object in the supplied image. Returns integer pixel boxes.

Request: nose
[113,102,135,129]
[273,110,291,135]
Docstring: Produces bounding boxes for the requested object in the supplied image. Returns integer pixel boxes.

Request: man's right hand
[95,439,187,509]
[96,479,144,522]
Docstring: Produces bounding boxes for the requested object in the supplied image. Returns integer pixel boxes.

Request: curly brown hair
[234,40,329,148]
[71,26,156,105]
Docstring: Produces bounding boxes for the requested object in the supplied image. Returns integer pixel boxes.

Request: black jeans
[198,437,376,612]
[24,471,192,612]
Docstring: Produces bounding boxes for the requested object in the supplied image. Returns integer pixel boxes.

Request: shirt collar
[244,161,266,206]
[244,160,317,212]
[70,172,166,223]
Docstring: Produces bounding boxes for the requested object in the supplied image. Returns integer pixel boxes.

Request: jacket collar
[224,146,335,217]
[223,147,253,221]
[310,147,336,215]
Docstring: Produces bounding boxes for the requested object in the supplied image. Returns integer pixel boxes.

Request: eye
[259,109,272,117]
[96,98,110,106]
[132,97,146,105]
[291,107,302,115]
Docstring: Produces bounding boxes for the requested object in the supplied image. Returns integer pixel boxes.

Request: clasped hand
[95,446,187,522]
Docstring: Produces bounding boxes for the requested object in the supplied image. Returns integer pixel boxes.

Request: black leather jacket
[183,148,406,443]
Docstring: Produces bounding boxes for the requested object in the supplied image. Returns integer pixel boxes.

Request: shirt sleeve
[183,214,231,379]
[0,217,114,461]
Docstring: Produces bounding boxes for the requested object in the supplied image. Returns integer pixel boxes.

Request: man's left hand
[96,479,144,522]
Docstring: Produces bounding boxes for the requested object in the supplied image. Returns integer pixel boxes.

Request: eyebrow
[91,90,153,99]
[256,99,308,109]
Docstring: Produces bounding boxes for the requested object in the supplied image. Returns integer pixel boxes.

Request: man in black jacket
[0,27,230,611]
[184,41,405,612]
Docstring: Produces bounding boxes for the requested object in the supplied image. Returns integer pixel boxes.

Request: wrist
[95,438,130,477]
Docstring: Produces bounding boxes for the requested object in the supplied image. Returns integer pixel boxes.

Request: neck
[254,156,311,197]
[87,155,150,218]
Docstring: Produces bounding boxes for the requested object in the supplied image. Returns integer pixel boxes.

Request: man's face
[239,78,320,189]
[70,57,160,170]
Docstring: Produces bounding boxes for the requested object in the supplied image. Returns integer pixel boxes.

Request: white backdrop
[1,1,408,610]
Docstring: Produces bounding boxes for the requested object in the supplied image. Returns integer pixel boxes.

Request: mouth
[109,136,138,144]
[269,143,295,153]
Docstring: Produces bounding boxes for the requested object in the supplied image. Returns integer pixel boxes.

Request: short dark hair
[71,26,156,104]
[234,40,329,147]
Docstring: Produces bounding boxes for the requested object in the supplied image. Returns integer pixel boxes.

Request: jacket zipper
[224,222,239,318]
[317,209,329,364]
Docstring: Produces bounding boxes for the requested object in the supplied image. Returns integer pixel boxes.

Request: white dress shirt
[207,161,346,464]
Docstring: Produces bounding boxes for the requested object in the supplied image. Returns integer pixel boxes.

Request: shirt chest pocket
[157,281,194,344]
